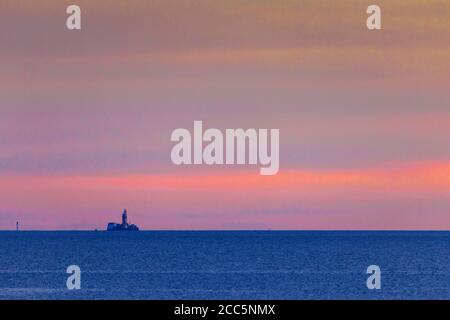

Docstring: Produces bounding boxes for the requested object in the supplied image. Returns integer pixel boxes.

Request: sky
[0,0,449,230]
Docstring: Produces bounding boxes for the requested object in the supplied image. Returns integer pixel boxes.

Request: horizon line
[1,229,449,232]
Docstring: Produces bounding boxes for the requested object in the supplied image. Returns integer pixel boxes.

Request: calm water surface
[0,231,449,299]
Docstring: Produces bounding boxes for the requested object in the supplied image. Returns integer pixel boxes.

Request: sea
[0,231,449,300]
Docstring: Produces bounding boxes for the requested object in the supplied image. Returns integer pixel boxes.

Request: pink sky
[0,1,449,229]
[0,163,449,230]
